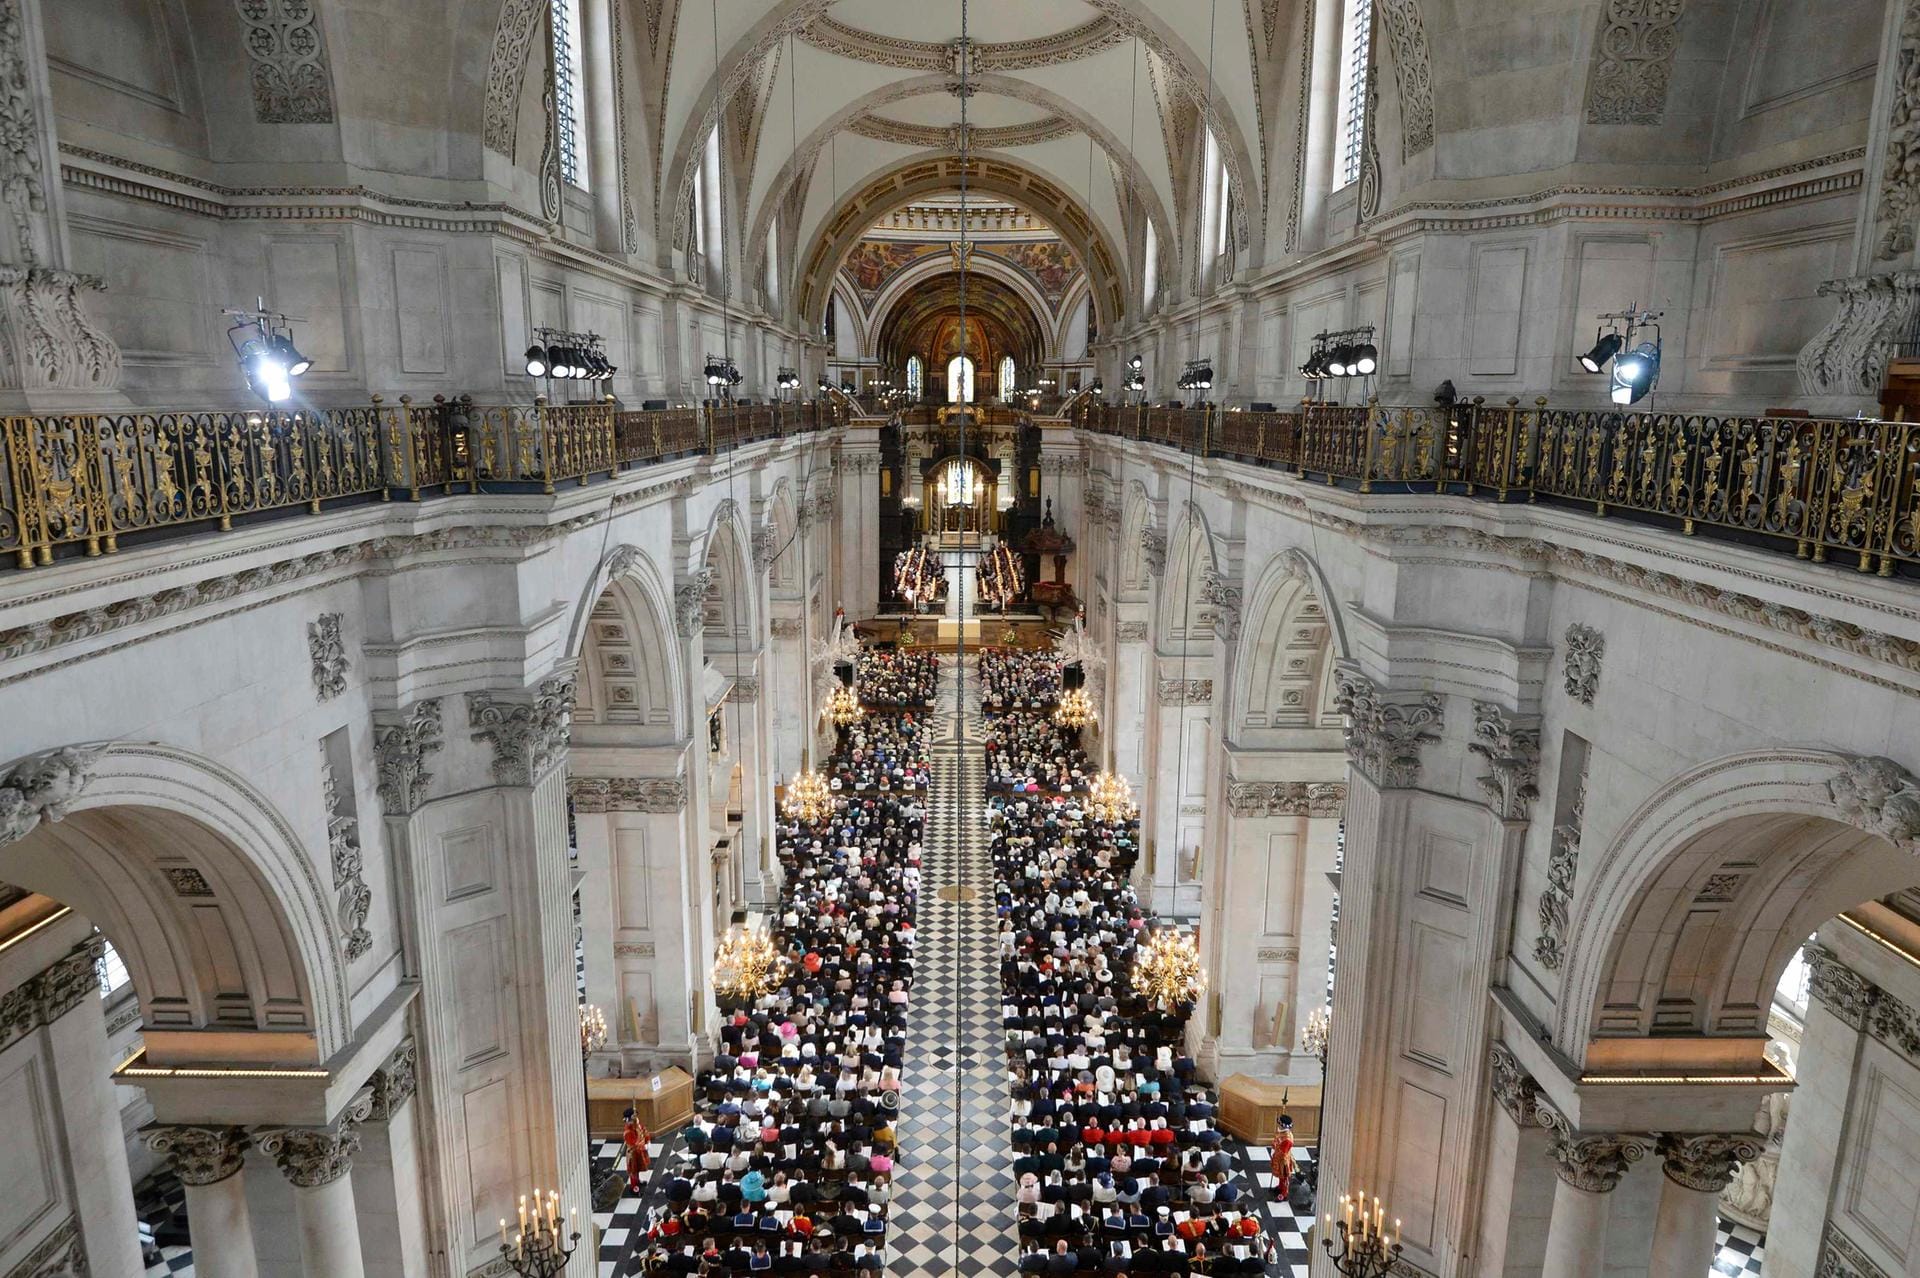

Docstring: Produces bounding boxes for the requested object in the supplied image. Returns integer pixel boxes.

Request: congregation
[856,649,940,708]
[637,705,926,1275]
[984,712,1094,795]
[991,704,1278,1276]
[980,647,1063,710]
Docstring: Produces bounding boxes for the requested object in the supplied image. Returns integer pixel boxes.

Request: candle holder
[500,1189,580,1278]
[1321,1192,1401,1278]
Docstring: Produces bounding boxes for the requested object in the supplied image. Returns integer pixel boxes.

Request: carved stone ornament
[1872,0,1920,263]
[235,0,337,123]
[1798,272,1920,397]
[321,759,372,961]
[1334,671,1443,789]
[1116,621,1149,643]
[1828,755,1920,849]
[771,617,805,638]
[373,699,442,816]
[1534,775,1585,970]
[675,567,716,639]
[0,744,103,849]
[1200,568,1243,642]
[8,1215,86,1277]
[1563,624,1604,705]
[1657,1132,1763,1193]
[1157,678,1212,705]
[1820,1224,1892,1278]
[1584,0,1684,126]
[1550,1131,1646,1193]
[308,612,347,701]
[164,866,214,897]
[1376,0,1436,155]
[752,524,780,572]
[1805,942,1875,1031]
[1227,781,1347,818]
[1488,1042,1548,1127]
[145,1124,251,1186]
[569,775,688,813]
[365,1037,419,1122]
[258,1115,364,1188]
[0,267,124,392]
[467,672,577,787]
[0,935,104,1054]
[728,677,760,703]
[1140,527,1167,577]
[1470,702,1542,821]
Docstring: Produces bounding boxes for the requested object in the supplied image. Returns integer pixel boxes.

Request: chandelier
[1085,770,1137,824]
[713,925,787,1000]
[1302,1004,1331,1060]
[1323,1190,1401,1278]
[499,1187,579,1278]
[1133,927,1206,1011]
[979,541,1023,610]
[782,767,834,825]
[827,684,863,727]
[578,1003,608,1056]
[1054,688,1097,730]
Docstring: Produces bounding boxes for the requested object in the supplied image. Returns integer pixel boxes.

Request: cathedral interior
[2,2,1919,1277]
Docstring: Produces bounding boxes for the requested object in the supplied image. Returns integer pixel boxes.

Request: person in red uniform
[1269,1114,1296,1199]
[623,1106,651,1193]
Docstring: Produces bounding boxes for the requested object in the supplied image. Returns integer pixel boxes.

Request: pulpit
[1218,1074,1322,1146]
[586,1067,695,1139]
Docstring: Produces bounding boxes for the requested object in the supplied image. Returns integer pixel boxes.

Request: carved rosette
[1562,624,1604,705]
[308,613,348,701]
[1470,702,1541,821]
[569,776,688,813]
[372,699,443,816]
[675,567,716,639]
[1828,755,1920,850]
[1226,781,1347,818]
[1488,1043,1548,1128]
[466,673,577,787]
[0,935,106,1053]
[1550,1131,1646,1193]
[365,1038,419,1122]
[1333,670,1443,789]
[0,744,103,848]
[146,1124,251,1186]
[1657,1132,1762,1193]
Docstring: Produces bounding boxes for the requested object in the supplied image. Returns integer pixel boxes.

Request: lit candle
[1395,1219,1402,1248]
[499,1219,508,1250]
[518,1195,527,1233]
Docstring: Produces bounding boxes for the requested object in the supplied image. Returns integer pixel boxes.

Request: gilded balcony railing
[2,396,842,569]
[1076,397,1920,577]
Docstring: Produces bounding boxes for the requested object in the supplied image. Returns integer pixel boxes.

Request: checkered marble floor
[886,654,1022,1277]
[589,1133,669,1276]
[1713,1221,1766,1278]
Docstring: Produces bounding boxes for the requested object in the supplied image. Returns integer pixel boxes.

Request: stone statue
[1720,1040,1793,1230]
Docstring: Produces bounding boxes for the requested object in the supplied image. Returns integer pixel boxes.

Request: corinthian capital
[1333,669,1443,789]
[1656,1132,1763,1193]
[146,1124,250,1186]
[1550,1131,1646,1193]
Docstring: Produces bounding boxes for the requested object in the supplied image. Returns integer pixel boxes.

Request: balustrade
[0,396,843,568]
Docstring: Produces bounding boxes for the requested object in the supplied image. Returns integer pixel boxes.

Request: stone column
[1647,1134,1760,1278]
[836,433,881,621]
[1541,1130,1645,1278]
[1474,1046,1558,1278]
[259,1114,368,1278]
[147,1126,259,1278]
[353,1040,428,1278]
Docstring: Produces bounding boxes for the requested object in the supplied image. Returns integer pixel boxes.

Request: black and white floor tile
[1712,1221,1766,1278]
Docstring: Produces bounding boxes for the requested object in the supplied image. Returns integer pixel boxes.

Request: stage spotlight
[524,344,550,377]
[1349,341,1378,376]
[1325,345,1352,378]
[268,333,312,378]
[1609,341,1660,406]
[1579,331,1625,375]
[244,341,293,404]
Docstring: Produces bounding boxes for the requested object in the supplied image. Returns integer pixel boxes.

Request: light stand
[224,301,313,405]
[525,327,616,403]
[1299,327,1377,403]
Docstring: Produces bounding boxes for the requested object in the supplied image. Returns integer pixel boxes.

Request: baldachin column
[257,1097,373,1278]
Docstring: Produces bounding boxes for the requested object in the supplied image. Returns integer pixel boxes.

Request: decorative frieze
[1333,670,1443,789]
[1488,1043,1548,1128]
[1828,755,1920,849]
[146,1124,250,1186]
[466,673,576,787]
[7,1216,86,1277]
[164,865,213,897]
[727,678,760,703]
[1657,1132,1763,1193]
[569,775,688,813]
[372,699,442,816]
[1116,621,1149,643]
[0,267,123,392]
[235,0,337,123]
[1550,1131,1645,1193]
[1376,0,1436,154]
[1562,624,1604,705]
[0,744,101,848]
[308,613,347,700]
[675,567,716,639]
[1534,774,1585,970]
[771,618,805,638]
[1820,1222,1893,1278]
[0,935,104,1053]
[1157,678,1212,705]
[1584,0,1683,126]
[1227,781,1346,817]
[614,941,657,957]
[321,759,372,961]
[1469,702,1541,821]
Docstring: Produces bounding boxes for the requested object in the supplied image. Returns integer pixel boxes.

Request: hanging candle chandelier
[827,683,863,727]
[713,925,787,1001]
[782,766,834,825]
[1133,927,1206,1011]
[578,1003,608,1057]
[1085,770,1137,824]
[1054,687,1097,730]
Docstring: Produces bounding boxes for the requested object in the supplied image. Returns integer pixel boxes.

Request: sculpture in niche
[1562,624,1604,705]
[1719,1042,1792,1230]
[235,0,338,124]
[321,759,372,961]
[1584,0,1685,126]
[308,612,348,701]
[0,744,102,847]
[1533,774,1585,970]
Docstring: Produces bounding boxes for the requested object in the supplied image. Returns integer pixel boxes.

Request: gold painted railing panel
[2,398,843,568]
[1075,399,1920,576]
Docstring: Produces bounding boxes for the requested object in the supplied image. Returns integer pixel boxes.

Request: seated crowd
[980,647,1063,710]
[992,706,1278,1276]
[830,714,931,792]
[856,648,939,708]
[985,712,1094,794]
[639,702,925,1276]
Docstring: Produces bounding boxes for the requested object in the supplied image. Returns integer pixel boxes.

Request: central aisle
[886,653,1020,1277]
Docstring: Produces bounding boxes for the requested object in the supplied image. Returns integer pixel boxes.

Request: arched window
[906,355,923,400]
[552,0,588,190]
[999,356,1016,401]
[1202,130,1230,262]
[1143,219,1160,310]
[97,939,130,998]
[1336,0,1374,188]
[947,355,975,403]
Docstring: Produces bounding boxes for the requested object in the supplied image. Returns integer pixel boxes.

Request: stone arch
[570,546,687,740]
[866,252,1063,367]
[1119,481,1155,596]
[0,741,350,1063]
[699,500,758,651]
[482,0,547,158]
[1557,749,1920,1068]
[793,151,1142,337]
[1159,501,1222,649]
[1231,549,1346,736]
[1375,0,1436,160]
